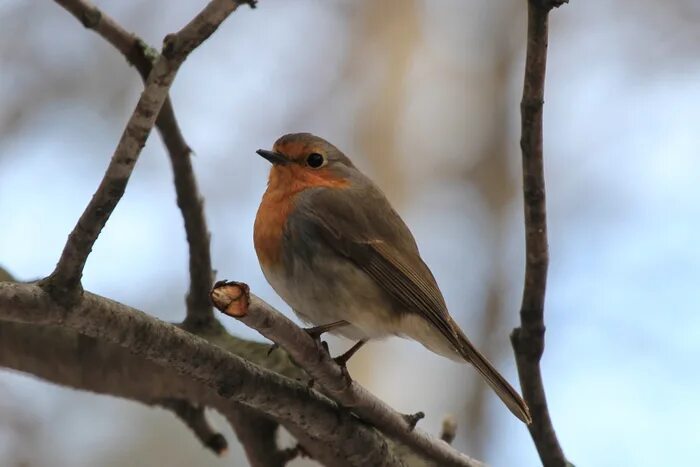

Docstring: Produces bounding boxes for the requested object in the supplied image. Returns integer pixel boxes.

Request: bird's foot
[331,339,367,384]
[332,339,367,368]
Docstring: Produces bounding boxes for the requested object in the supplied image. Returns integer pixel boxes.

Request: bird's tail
[454,326,532,424]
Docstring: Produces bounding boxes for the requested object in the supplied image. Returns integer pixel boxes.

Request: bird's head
[256,133,356,194]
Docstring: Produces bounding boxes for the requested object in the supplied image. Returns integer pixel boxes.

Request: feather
[294,183,531,423]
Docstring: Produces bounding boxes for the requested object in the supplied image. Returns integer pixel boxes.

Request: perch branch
[511,1,569,466]
[211,281,484,467]
[0,282,404,467]
[42,0,242,303]
[55,0,222,329]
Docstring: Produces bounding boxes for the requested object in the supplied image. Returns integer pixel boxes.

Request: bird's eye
[306,152,326,169]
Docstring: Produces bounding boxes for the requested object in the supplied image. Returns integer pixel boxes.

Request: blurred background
[1,0,699,466]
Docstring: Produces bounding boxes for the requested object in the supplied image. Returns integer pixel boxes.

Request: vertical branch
[511,1,569,466]
[164,116,216,330]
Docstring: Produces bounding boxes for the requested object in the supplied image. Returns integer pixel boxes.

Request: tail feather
[456,329,532,424]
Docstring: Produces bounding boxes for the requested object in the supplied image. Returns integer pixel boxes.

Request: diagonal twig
[41,0,243,304]
[510,1,570,466]
[54,0,221,329]
[211,281,485,467]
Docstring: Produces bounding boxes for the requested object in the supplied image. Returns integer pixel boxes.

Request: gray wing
[289,184,463,351]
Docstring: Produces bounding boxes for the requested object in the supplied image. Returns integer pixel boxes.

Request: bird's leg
[303,320,349,340]
[333,339,367,368]
[304,320,349,358]
[307,338,366,389]
[329,339,367,384]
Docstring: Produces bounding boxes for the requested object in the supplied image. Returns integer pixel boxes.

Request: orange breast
[254,190,294,268]
[254,164,349,268]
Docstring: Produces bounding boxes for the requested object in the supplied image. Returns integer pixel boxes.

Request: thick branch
[211,282,484,467]
[511,1,569,466]
[0,318,370,465]
[43,0,241,302]
[0,282,403,467]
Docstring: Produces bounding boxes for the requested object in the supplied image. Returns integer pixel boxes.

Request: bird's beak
[256,149,288,165]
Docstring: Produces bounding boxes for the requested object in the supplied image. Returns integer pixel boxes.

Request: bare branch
[0,319,381,465]
[0,317,376,467]
[211,281,484,467]
[171,139,216,331]
[42,0,242,303]
[511,1,570,466]
[0,282,405,467]
[54,0,219,329]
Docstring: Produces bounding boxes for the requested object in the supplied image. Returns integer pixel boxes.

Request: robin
[253,133,531,424]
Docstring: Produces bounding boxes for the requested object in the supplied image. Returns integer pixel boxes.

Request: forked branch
[42,0,243,304]
[55,0,222,329]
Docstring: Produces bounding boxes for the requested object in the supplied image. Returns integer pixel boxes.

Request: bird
[253,132,531,424]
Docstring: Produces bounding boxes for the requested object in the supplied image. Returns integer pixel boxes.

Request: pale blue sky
[1,1,699,466]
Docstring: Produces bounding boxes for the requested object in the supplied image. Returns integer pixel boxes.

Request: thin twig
[0,282,404,467]
[41,0,241,304]
[226,406,302,467]
[159,399,228,456]
[510,1,569,466]
[54,0,218,329]
[211,281,485,467]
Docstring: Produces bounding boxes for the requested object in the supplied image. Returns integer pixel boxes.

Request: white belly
[260,259,400,341]
[260,255,460,360]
